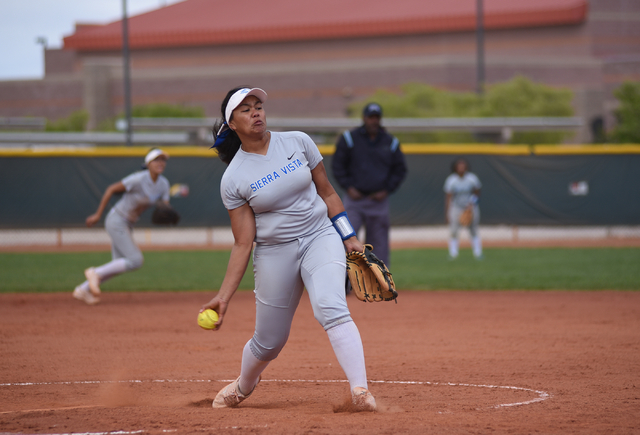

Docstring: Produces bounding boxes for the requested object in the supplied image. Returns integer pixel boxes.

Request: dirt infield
[1,290,639,434]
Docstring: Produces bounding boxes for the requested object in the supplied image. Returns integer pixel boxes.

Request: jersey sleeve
[300,132,323,170]
[121,171,144,192]
[443,174,454,193]
[220,172,247,210]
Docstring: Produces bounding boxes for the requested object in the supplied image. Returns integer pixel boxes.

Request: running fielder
[72,148,171,305]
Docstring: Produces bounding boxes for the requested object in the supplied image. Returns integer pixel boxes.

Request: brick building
[1,0,638,142]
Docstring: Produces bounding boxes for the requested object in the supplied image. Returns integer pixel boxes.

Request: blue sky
[0,0,182,81]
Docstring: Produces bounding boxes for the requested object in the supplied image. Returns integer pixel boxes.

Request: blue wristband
[469,194,479,205]
[331,211,356,240]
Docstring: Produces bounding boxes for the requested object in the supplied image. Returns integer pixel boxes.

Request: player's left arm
[311,161,364,253]
[467,188,481,210]
[469,174,481,207]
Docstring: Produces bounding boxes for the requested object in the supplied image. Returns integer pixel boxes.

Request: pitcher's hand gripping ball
[197,309,219,330]
[346,244,398,302]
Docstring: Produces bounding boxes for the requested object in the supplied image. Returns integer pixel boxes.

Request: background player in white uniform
[444,157,483,259]
[201,87,376,411]
[72,149,171,305]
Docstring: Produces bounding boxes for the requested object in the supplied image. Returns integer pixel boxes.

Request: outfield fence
[1,145,639,246]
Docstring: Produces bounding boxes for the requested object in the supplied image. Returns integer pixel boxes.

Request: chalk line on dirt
[0,428,270,435]
[0,377,551,411]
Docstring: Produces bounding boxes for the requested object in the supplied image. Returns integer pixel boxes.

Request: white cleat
[212,376,259,408]
[84,267,101,296]
[73,286,100,305]
[352,387,377,411]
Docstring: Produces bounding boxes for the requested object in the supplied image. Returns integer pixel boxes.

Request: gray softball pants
[249,225,352,362]
[448,204,481,238]
[105,209,144,270]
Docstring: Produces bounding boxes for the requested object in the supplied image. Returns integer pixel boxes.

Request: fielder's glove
[151,203,180,225]
[459,207,473,227]
[346,244,398,302]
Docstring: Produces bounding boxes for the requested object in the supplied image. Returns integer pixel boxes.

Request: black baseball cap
[363,103,382,117]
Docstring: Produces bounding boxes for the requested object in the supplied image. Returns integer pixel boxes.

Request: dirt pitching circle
[1,291,638,434]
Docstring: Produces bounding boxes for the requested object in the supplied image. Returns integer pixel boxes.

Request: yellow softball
[197,309,219,330]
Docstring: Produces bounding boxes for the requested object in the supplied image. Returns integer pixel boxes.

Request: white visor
[144,148,168,165]
[219,88,268,135]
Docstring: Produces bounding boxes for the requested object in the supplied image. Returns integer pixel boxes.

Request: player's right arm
[201,202,256,329]
[444,193,452,224]
[443,176,453,224]
[86,181,126,227]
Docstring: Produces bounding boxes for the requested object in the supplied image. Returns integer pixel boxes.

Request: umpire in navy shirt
[332,103,407,266]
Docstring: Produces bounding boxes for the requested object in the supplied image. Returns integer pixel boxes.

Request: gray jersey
[113,170,170,223]
[444,172,481,209]
[220,131,331,245]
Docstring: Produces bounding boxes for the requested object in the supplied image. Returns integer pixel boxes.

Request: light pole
[36,36,48,49]
[476,0,485,95]
[122,0,133,146]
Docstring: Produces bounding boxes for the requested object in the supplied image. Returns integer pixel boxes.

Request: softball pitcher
[444,157,483,259]
[200,87,376,411]
[72,148,170,305]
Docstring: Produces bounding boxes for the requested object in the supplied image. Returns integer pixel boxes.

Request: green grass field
[1,247,638,293]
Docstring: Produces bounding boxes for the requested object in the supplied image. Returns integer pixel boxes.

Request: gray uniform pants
[105,209,144,270]
[448,204,481,238]
[343,195,390,265]
[249,226,352,362]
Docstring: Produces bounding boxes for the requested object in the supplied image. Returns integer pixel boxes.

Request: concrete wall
[0,75,83,120]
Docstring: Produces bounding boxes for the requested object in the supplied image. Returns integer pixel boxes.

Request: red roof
[63,0,587,51]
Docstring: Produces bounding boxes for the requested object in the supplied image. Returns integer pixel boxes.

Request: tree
[610,81,640,143]
[350,76,574,144]
[96,103,205,131]
[45,110,88,132]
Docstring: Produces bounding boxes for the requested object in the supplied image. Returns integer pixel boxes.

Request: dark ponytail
[211,86,249,165]
[212,119,242,165]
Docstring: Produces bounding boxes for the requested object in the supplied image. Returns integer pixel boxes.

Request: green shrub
[481,76,573,144]
[352,84,478,143]
[610,81,640,143]
[96,103,205,132]
[130,103,204,118]
[96,117,119,132]
[350,76,574,144]
[479,76,573,117]
[45,110,88,132]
